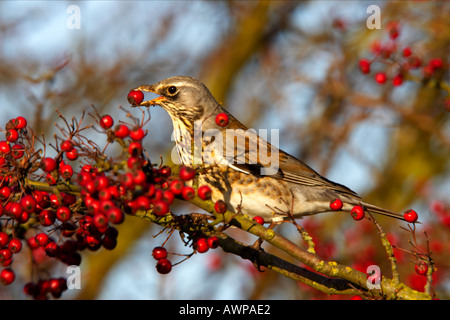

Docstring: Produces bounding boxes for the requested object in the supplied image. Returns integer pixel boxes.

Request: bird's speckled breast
[197,165,293,221]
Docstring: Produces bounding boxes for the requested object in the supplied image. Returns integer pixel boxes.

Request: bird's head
[133,76,223,129]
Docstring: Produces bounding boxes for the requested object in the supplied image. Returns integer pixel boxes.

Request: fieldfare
[131,76,404,223]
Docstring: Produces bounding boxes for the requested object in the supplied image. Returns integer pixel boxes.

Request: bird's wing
[220,127,360,198]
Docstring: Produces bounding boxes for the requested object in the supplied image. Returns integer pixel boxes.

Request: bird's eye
[167,86,177,95]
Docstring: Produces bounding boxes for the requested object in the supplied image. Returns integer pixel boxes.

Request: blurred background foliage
[0,0,449,299]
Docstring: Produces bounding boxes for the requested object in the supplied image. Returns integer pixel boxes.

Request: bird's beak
[133,85,166,107]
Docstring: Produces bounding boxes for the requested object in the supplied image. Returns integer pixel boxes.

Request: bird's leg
[250,220,279,271]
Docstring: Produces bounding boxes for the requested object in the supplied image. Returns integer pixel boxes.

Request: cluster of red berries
[1,110,221,298]
[23,277,68,299]
[0,114,131,297]
[329,198,418,223]
[151,235,220,275]
[358,21,446,88]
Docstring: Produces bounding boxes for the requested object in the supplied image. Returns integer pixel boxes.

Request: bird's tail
[358,201,405,221]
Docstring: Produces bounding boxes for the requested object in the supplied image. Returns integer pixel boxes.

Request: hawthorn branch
[134,195,432,300]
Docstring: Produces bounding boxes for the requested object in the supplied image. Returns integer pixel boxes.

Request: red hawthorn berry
[106,207,124,224]
[60,140,74,152]
[0,248,12,263]
[81,164,93,172]
[207,236,219,249]
[128,141,143,156]
[135,196,151,211]
[402,47,412,58]
[159,166,171,177]
[0,141,11,154]
[133,170,147,186]
[46,173,57,185]
[39,209,56,226]
[98,188,111,201]
[49,193,61,208]
[181,186,195,200]
[392,74,403,86]
[350,295,363,300]
[35,233,50,247]
[415,261,428,275]
[121,172,135,190]
[156,258,172,274]
[102,235,117,250]
[44,242,60,257]
[86,198,101,214]
[252,216,264,225]
[179,166,195,181]
[100,115,114,129]
[65,148,78,161]
[77,171,92,186]
[129,128,145,141]
[20,195,37,213]
[0,186,11,200]
[0,233,9,247]
[387,22,400,40]
[95,176,110,190]
[152,246,168,260]
[27,237,39,250]
[2,258,12,268]
[169,180,184,195]
[107,186,120,199]
[127,90,144,105]
[60,164,74,180]
[153,200,169,216]
[351,205,365,221]
[358,59,371,74]
[0,269,15,285]
[14,116,27,130]
[8,238,22,254]
[429,58,443,70]
[6,202,23,219]
[195,238,209,253]
[374,72,387,84]
[215,113,229,127]
[84,180,97,195]
[114,124,130,139]
[85,235,102,250]
[56,206,72,222]
[49,278,67,298]
[404,209,418,223]
[6,129,19,142]
[123,200,138,215]
[23,282,37,296]
[214,200,227,214]
[162,190,175,205]
[11,144,24,159]
[127,156,143,170]
[40,157,57,172]
[197,185,212,200]
[330,199,343,211]
[93,213,109,231]
[17,211,29,224]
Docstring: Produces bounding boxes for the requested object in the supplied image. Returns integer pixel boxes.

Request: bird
[131,75,404,223]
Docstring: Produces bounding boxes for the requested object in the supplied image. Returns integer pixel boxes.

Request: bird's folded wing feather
[222,128,360,198]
